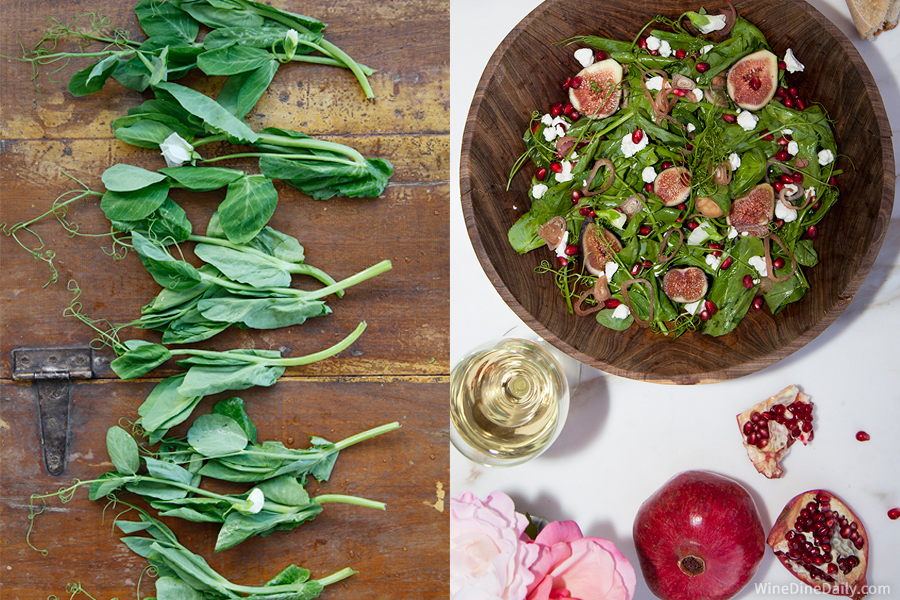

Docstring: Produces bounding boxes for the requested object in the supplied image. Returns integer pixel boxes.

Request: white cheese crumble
[554,160,574,183]
[748,255,768,277]
[612,303,632,319]
[784,48,805,73]
[700,43,715,54]
[659,40,672,58]
[729,152,742,171]
[621,132,649,157]
[605,261,619,280]
[806,187,817,203]
[818,149,835,165]
[645,75,664,91]
[646,35,661,51]
[690,88,704,103]
[783,183,799,196]
[686,123,697,133]
[684,299,703,315]
[641,166,658,183]
[554,231,570,258]
[775,198,798,222]
[736,110,759,131]
[532,183,548,199]
[541,115,568,142]
[705,253,722,270]
[574,48,595,68]
[698,14,727,34]
[787,140,799,155]
[727,226,739,239]
[782,128,793,135]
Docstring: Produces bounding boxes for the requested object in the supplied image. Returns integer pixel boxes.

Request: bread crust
[846,0,900,40]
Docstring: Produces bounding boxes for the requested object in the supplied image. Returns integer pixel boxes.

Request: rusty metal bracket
[11,347,93,476]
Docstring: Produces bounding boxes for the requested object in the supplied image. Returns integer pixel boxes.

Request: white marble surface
[450,1,900,597]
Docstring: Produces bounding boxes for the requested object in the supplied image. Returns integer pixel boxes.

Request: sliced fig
[696,196,724,218]
[727,183,774,237]
[736,385,814,479]
[726,49,778,110]
[653,166,691,207]
[580,219,622,276]
[538,216,567,248]
[569,59,623,120]
[662,266,708,303]
[768,490,868,599]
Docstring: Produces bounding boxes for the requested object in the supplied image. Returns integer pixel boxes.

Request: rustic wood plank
[0,378,449,599]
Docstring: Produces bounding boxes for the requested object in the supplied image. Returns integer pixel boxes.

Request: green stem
[256,132,368,164]
[316,567,357,587]
[319,39,375,99]
[173,321,367,366]
[313,494,386,510]
[334,421,401,451]
[202,151,361,168]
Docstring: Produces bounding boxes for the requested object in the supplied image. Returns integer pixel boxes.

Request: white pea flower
[284,29,300,60]
[159,132,197,168]
[246,488,265,514]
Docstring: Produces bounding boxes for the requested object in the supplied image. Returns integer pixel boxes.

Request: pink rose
[451,491,541,600]
[526,521,636,600]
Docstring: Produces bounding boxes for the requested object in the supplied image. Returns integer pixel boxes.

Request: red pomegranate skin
[633,470,766,600]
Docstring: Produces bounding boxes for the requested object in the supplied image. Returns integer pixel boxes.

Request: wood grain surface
[460,0,894,384]
[0,0,449,597]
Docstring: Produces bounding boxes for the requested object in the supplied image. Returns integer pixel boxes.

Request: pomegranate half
[768,490,869,599]
[633,470,765,600]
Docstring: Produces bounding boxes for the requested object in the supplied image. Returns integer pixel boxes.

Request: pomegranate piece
[736,385,814,479]
[768,490,869,599]
[888,508,900,520]
[855,431,870,442]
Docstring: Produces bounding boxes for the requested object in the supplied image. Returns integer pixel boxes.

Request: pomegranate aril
[720,257,733,270]
[564,244,579,256]
[644,182,654,193]
[752,296,764,310]
[639,225,652,235]
[722,113,737,124]
[675,48,687,60]
[783,96,794,108]
[773,181,785,192]
[550,103,563,117]
[637,36,648,49]
[774,150,790,161]
[776,86,788,97]
[661,161,674,169]
[749,76,761,90]
[630,263,642,276]
[743,421,754,435]
[807,225,818,239]
[642,259,653,269]
[570,76,582,89]
[696,62,710,72]
[605,298,621,308]
[571,189,582,202]
[856,431,870,441]
[550,162,563,173]
[632,129,644,144]
[802,421,813,432]
[773,257,785,270]
[699,309,710,322]
[557,256,568,266]
[595,50,609,61]
[579,206,592,216]
[705,300,717,315]
[888,508,900,520]
[562,77,572,90]
[676,203,687,211]
[536,167,548,181]
[687,221,699,230]
[778,60,787,70]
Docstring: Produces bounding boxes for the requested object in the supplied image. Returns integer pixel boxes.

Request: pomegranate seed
[773,257,785,270]
[563,102,574,115]
[571,189,582,202]
[630,263,642,276]
[536,167,547,181]
[687,221,699,230]
[763,133,774,141]
[532,122,540,134]
[743,421,753,435]
[562,77,572,90]
[774,219,784,229]
[779,173,794,183]
[699,309,710,321]
[557,256,568,266]
[549,162,563,173]
[856,431,871,441]
[802,421,813,432]
[783,96,794,108]
[774,150,790,161]
[795,97,806,110]
[788,86,799,98]
[720,257,733,270]
[661,161,674,169]
[778,60,787,70]
[743,274,754,289]
[605,298,621,308]
[632,129,644,144]
[777,137,790,146]
[749,76,762,90]
[568,110,581,120]
[564,244,579,256]
[705,300,717,315]
[595,50,609,61]
[644,182,654,193]
[673,88,688,97]
[649,49,659,56]
[806,225,818,239]
[642,259,653,269]
[712,250,722,258]
[637,36,648,49]
[676,203,687,211]
[776,86,788,97]
[722,113,736,124]
[579,206,592,216]
[675,48,687,60]
[829,176,838,186]
[752,296,764,310]
[793,172,804,184]
[550,103,564,116]
[709,242,722,250]
[888,508,900,520]
[639,225,652,235]
[676,216,683,223]
[588,209,596,218]
[812,201,821,211]
[696,62,710,72]
[570,76,582,89]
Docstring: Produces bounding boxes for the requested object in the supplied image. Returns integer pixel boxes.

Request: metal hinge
[11,347,93,476]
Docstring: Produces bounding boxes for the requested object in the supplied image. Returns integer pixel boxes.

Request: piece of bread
[846,0,900,40]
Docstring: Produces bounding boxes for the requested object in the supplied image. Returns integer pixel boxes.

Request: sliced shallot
[582,158,615,197]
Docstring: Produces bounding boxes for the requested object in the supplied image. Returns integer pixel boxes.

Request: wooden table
[0,1,449,597]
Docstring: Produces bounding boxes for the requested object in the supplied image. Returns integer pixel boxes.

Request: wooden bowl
[460,0,894,384]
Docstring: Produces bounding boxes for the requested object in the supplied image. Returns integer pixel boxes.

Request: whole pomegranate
[768,490,869,599]
[633,470,765,600]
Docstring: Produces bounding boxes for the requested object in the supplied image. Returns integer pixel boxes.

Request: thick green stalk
[313,494,386,510]
[334,421,401,451]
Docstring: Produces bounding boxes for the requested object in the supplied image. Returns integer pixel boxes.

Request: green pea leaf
[160,166,244,191]
[193,243,293,288]
[88,471,127,500]
[102,164,168,192]
[178,2,265,28]
[201,24,293,49]
[213,397,257,444]
[153,81,258,144]
[107,426,141,475]
[135,0,200,42]
[197,45,274,76]
[217,174,278,244]
[109,197,193,245]
[155,576,206,600]
[131,231,203,291]
[144,456,195,486]
[217,60,279,118]
[138,374,204,441]
[111,341,172,380]
[187,413,249,458]
[261,156,394,200]
[198,296,329,329]
[178,362,285,397]
[68,54,119,96]
[100,181,171,222]
[114,119,179,149]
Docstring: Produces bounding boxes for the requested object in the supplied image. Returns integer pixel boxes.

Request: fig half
[569,59,623,119]
[726,49,778,110]
[662,267,708,303]
[654,166,691,207]
[580,219,622,276]
[727,183,774,237]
